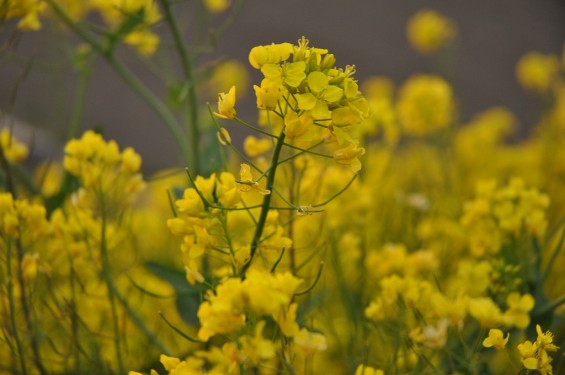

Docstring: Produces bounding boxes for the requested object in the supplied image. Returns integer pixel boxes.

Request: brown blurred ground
[1,0,564,172]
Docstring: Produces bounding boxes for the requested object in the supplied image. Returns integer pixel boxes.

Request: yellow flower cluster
[0,128,29,163]
[518,325,559,374]
[461,178,549,257]
[247,37,370,172]
[64,130,145,207]
[0,192,48,240]
[1,0,161,55]
[396,74,454,136]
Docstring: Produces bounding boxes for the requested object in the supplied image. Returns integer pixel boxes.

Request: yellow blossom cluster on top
[216,37,371,172]
[1,0,161,55]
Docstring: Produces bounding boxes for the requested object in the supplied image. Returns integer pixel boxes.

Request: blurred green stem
[67,66,91,140]
[46,0,193,166]
[159,0,201,174]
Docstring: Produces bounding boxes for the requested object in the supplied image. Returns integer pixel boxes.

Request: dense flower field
[1,2,564,374]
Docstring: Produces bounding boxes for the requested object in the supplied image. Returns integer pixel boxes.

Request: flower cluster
[461,178,549,257]
[518,325,560,374]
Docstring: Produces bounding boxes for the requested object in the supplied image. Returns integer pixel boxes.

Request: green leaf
[145,261,205,326]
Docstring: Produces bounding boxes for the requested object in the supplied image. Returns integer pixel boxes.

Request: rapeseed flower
[407,9,456,54]
[482,329,509,351]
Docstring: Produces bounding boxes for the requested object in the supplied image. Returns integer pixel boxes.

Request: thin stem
[5,240,28,375]
[239,129,286,277]
[67,67,91,140]
[535,294,565,316]
[98,191,170,358]
[159,0,201,174]
[541,225,565,282]
[98,195,124,374]
[46,0,192,165]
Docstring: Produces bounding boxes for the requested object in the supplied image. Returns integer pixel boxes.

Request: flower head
[215,85,237,119]
[482,329,509,351]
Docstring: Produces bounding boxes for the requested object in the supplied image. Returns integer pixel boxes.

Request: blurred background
[1,0,564,172]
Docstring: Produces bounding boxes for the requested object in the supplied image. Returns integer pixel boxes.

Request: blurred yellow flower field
[1,3,564,375]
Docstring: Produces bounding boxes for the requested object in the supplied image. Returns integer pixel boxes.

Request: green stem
[5,240,28,375]
[46,0,192,165]
[541,226,565,282]
[535,294,565,316]
[159,0,201,174]
[98,192,170,363]
[67,67,91,140]
[239,129,286,277]
[98,195,124,374]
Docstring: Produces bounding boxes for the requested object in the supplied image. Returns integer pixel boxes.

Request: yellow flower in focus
[333,143,366,172]
[407,9,456,54]
[215,85,237,119]
[535,324,559,353]
[254,79,285,110]
[397,75,454,136]
[238,163,270,195]
[203,0,231,13]
[248,43,293,69]
[1,128,29,162]
[482,329,509,350]
[516,51,560,93]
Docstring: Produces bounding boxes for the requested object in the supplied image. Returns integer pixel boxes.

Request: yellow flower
[482,329,509,350]
[504,292,535,329]
[355,365,384,375]
[203,0,231,13]
[261,61,306,88]
[516,51,559,93]
[1,128,29,162]
[239,321,276,366]
[243,135,272,157]
[293,328,327,357]
[397,75,454,136]
[238,163,270,195]
[275,303,300,337]
[215,85,237,119]
[254,79,284,110]
[216,127,232,145]
[407,9,456,54]
[160,354,181,371]
[468,297,504,328]
[333,143,366,172]
[249,43,293,69]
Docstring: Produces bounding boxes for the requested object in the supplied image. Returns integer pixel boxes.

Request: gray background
[1,0,564,172]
